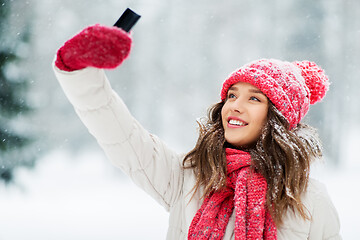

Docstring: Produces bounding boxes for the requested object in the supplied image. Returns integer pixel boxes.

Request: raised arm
[53,24,184,211]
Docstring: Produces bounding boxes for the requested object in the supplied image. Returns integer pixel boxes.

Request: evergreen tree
[0,0,35,183]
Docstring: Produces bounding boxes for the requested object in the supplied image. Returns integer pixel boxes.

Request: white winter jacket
[54,66,342,240]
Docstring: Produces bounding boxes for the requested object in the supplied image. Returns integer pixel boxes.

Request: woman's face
[221,82,269,148]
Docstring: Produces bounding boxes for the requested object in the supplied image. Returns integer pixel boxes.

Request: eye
[250,96,260,102]
[227,93,236,99]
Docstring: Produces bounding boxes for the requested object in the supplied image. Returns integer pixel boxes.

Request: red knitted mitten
[55,24,132,71]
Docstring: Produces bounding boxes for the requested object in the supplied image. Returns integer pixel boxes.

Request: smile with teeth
[228,119,248,127]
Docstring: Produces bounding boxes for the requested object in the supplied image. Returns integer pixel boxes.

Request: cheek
[250,106,268,127]
[221,106,227,123]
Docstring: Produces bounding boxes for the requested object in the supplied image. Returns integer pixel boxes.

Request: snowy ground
[0,150,358,239]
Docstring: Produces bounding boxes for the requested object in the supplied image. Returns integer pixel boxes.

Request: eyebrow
[228,86,238,91]
[249,89,265,95]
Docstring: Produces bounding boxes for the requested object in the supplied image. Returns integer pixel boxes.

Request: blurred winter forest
[0,0,359,239]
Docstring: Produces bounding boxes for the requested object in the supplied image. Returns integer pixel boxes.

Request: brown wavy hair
[183,100,322,226]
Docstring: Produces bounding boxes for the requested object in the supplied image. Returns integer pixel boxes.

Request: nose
[230,97,246,113]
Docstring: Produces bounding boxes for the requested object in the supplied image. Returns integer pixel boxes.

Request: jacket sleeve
[308,180,342,240]
[53,65,184,211]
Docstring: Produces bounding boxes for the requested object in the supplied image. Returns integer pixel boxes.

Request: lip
[227,116,248,128]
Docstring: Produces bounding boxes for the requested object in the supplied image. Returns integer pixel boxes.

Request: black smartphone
[113,8,141,32]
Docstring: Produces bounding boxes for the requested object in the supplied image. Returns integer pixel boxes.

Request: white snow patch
[0,150,169,240]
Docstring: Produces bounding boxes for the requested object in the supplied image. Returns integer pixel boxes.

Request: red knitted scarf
[188,148,277,239]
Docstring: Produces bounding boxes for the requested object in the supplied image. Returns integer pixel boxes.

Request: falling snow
[1,0,360,239]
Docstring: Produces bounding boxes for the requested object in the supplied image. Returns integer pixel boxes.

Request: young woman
[53,24,341,239]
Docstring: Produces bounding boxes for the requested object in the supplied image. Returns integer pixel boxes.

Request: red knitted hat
[220,59,329,129]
